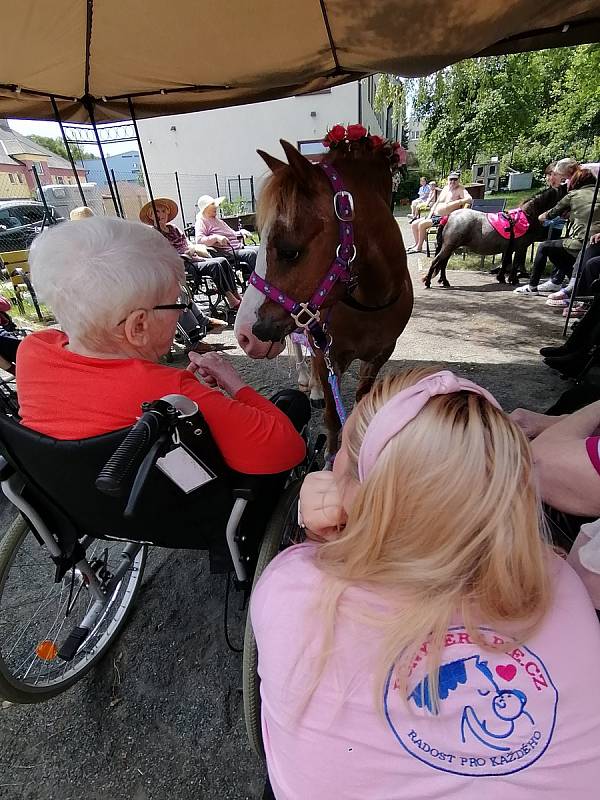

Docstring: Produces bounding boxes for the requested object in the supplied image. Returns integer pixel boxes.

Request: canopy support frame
[128,97,159,228]
[51,95,87,207]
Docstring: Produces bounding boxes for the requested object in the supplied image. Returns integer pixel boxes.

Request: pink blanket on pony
[487,208,530,239]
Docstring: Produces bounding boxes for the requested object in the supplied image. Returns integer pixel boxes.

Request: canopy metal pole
[562,168,600,336]
[111,169,125,217]
[214,174,220,197]
[31,165,54,232]
[127,97,159,228]
[84,99,121,217]
[50,95,87,207]
[174,171,185,228]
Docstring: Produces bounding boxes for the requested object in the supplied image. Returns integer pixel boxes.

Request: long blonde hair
[310,366,551,713]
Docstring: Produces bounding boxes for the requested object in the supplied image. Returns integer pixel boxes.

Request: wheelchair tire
[242,478,303,760]
[0,515,147,704]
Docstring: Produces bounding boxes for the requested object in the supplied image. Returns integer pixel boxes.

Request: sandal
[546,289,570,307]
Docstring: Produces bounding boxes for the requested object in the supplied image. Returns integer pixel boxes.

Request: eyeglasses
[449,177,459,182]
[117,285,192,325]
[153,285,192,313]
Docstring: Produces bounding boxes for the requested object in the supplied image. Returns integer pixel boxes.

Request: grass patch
[0,282,54,329]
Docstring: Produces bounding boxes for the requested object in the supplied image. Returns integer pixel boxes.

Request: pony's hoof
[497,276,506,285]
[441,281,451,289]
[310,397,326,409]
[509,276,519,286]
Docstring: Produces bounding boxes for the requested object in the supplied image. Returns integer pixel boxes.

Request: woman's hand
[590,232,600,246]
[510,408,564,439]
[187,351,246,396]
[538,212,548,222]
[299,471,346,542]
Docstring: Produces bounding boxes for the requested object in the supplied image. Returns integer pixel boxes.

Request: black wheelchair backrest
[0,408,234,557]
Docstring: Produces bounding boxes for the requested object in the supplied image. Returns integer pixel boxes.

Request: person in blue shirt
[408,176,431,220]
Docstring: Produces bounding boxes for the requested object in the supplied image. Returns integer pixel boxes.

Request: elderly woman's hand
[187,351,246,397]
[299,471,346,542]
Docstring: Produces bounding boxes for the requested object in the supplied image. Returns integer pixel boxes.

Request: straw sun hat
[139,197,178,226]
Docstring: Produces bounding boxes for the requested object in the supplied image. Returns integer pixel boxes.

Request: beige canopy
[1,0,599,122]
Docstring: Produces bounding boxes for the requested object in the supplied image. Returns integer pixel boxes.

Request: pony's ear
[280,140,315,183]
[257,149,287,173]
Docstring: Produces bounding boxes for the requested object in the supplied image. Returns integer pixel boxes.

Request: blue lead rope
[328,372,347,426]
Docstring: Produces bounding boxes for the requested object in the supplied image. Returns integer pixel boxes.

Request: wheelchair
[0,391,323,721]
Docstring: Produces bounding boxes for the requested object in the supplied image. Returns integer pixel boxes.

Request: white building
[138,77,394,227]
[406,118,424,153]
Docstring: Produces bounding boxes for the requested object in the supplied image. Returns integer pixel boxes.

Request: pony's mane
[521,185,562,217]
[257,168,303,231]
[257,144,395,231]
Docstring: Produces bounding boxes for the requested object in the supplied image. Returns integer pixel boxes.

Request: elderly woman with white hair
[194,195,259,279]
[16,217,306,481]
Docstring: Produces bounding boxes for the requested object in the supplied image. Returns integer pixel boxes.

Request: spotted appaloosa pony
[423,186,565,289]
[234,140,413,453]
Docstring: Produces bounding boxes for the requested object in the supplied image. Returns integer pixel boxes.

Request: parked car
[0,201,62,254]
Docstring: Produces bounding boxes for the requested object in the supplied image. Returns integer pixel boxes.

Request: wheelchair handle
[96,400,177,498]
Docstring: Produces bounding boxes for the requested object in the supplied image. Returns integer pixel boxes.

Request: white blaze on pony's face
[234,224,286,359]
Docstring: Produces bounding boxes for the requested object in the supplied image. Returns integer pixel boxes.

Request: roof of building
[0,119,72,169]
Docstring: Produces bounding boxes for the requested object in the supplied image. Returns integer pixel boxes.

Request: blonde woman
[252,368,600,799]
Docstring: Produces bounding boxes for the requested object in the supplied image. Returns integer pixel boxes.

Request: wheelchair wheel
[0,515,147,704]
[242,478,303,759]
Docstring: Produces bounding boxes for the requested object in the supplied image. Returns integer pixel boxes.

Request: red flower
[370,135,385,149]
[324,124,346,147]
[346,123,367,141]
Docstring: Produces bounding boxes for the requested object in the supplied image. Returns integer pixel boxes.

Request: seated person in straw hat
[194,195,258,278]
[17,217,307,481]
[139,198,242,312]
[253,366,600,799]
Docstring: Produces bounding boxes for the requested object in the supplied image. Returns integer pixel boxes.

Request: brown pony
[234,139,413,453]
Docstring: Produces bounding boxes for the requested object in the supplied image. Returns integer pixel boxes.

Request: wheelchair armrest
[229,472,267,501]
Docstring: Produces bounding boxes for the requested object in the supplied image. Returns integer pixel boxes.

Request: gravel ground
[0,218,579,800]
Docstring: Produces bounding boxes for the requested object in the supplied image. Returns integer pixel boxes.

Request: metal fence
[0,170,256,256]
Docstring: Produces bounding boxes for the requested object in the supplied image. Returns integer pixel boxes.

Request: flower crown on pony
[323,124,407,172]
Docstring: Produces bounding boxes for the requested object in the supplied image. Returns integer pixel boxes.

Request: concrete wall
[137,81,387,226]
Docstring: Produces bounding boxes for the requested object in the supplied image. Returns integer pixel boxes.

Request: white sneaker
[537,280,563,294]
[513,284,538,295]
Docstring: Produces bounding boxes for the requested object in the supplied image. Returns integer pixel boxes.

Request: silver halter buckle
[291,303,320,329]
[333,190,355,221]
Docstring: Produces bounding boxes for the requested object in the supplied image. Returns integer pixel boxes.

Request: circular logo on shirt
[384,627,558,777]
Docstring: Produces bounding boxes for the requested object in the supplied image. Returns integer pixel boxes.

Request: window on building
[55,176,65,185]
[17,173,24,183]
[38,163,45,175]
[297,139,329,162]
[8,174,16,184]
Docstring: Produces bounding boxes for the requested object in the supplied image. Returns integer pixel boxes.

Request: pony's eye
[277,248,301,263]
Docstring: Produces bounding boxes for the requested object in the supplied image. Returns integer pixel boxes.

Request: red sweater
[16,330,305,475]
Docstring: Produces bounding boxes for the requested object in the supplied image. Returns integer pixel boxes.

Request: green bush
[220,198,248,217]
[394,173,422,200]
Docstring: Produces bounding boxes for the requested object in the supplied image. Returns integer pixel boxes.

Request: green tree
[373,75,405,127]
[408,46,599,180]
[28,135,93,163]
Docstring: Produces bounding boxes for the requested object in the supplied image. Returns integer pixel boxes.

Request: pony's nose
[235,323,284,359]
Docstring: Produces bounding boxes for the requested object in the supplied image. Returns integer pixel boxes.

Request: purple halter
[249,161,356,351]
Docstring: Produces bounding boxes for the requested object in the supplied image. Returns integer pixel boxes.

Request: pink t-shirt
[252,542,600,799]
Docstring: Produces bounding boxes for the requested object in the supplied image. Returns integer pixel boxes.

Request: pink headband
[357,370,502,482]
